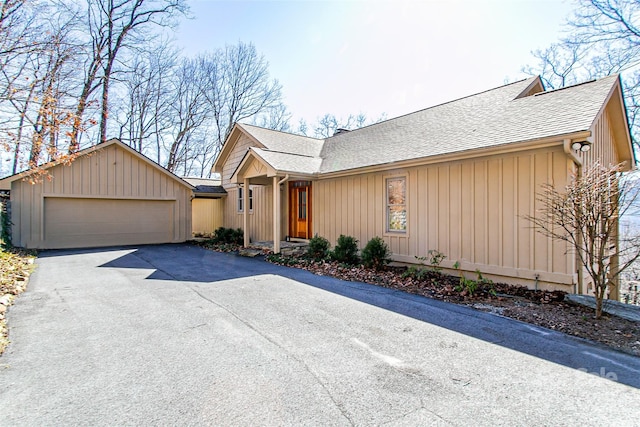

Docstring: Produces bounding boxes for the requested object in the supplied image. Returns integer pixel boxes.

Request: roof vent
[333,128,350,136]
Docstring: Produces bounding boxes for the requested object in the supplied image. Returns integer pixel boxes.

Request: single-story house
[0,138,193,249]
[212,74,634,295]
[183,177,226,236]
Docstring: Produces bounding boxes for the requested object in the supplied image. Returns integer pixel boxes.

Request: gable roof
[212,123,323,173]
[241,124,324,157]
[251,147,323,175]
[0,138,194,190]
[218,74,633,177]
[320,75,624,173]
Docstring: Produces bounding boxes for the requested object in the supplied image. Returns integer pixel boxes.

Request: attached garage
[0,139,193,249]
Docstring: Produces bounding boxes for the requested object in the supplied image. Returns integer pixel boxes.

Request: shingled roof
[240,124,324,157]
[227,74,629,176]
[182,177,226,197]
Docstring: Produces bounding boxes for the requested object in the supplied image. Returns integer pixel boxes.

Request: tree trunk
[595,286,605,319]
[99,71,110,144]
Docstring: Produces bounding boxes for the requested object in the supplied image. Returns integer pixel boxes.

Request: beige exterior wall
[192,198,224,235]
[223,184,288,243]
[221,133,288,243]
[582,108,620,168]
[574,108,623,296]
[221,134,257,185]
[313,146,574,290]
[10,143,192,249]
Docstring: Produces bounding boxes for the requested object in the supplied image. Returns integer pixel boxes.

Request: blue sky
[174,0,574,126]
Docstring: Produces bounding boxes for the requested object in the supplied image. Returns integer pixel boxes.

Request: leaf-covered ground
[0,248,35,355]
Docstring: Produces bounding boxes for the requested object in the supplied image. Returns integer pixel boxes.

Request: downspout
[563,139,583,295]
[278,174,290,186]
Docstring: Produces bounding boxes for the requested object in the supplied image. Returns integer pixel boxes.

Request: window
[238,186,253,213]
[386,177,406,232]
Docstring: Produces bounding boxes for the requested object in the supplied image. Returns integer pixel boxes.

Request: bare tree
[0,2,82,174]
[115,40,177,161]
[311,113,385,138]
[522,43,591,90]
[522,0,640,150]
[251,103,292,132]
[527,162,640,318]
[200,42,284,161]
[164,57,210,173]
[0,0,33,61]
[68,0,188,150]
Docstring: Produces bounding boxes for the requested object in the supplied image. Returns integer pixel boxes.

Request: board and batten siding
[10,143,191,248]
[314,146,574,290]
[582,108,620,168]
[574,107,623,295]
[192,198,224,235]
[221,133,257,185]
[221,133,288,243]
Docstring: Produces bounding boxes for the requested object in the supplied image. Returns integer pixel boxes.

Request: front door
[289,181,312,239]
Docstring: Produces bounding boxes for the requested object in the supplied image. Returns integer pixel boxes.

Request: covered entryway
[288,181,312,239]
[229,147,317,254]
[43,197,174,249]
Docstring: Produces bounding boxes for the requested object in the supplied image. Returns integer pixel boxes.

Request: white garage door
[43,197,174,248]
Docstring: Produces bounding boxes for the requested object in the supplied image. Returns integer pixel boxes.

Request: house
[0,138,193,249]
[212,74,634,294]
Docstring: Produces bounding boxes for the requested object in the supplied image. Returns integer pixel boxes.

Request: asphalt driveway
[1,244,639,425]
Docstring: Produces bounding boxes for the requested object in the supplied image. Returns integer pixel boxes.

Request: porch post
[243,178,249,247]
[273,176,281,254]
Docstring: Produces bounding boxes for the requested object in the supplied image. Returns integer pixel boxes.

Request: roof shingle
[235,75,621,175]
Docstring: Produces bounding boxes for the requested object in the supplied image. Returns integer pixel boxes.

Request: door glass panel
[298,190,307,219]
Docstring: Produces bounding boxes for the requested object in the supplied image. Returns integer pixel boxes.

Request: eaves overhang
[316,131,593,180]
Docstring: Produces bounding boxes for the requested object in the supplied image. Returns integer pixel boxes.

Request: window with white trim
[386,177,406,232]
[238,186,253,213]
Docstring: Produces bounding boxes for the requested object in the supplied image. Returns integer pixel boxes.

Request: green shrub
[331,234,359,265]
[307,235,331,260]
[231,228,244,244]
[415,249,446,271]
[452,262,495,296]
[361,236,390,270]
[212,227,244,245]
[402,265,429,280]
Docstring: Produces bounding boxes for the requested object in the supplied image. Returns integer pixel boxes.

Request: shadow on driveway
[38,243,640,389]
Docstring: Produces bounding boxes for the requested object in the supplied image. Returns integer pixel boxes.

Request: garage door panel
[44,198,174,248]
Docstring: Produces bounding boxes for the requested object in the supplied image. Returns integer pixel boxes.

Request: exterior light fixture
[571,141,592,152]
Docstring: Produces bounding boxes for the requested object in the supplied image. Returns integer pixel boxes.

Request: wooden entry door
[289,181,312,239]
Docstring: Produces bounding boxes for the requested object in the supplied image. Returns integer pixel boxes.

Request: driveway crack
[189,286,355,426]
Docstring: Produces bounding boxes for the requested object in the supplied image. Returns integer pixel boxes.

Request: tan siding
[192,199,224,235]
[220,134,282,242]
[224,185,274,242]
[582,109,619,168]
[314,146,572,290]
[487,158,501,266]
[575,108,624,295]
[10,143,191,249]
[222,134,257,186]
